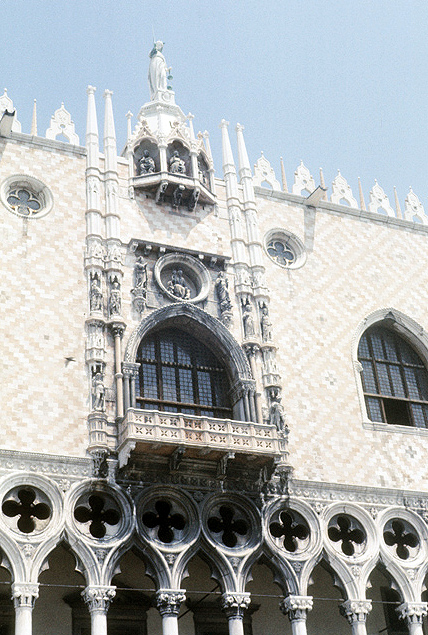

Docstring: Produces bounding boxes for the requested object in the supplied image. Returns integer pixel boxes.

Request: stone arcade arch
[123,303,257,422]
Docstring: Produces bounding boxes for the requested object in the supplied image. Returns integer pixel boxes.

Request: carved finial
[358,177,366,211]
[86,85,96,95]
[280,157,288,192]
[187,113,195,139]
[126,111,133,142]
[319,167,327,200]
[393,186,402,218]
[220,119,229,128]
[31,99,37,136]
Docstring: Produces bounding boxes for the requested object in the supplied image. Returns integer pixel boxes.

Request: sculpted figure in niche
[92,373,105,412]
[242,299,255,338]
[167,269,190,300]
[148,41,170,100]
[139,150,156,175]
[215,272,232,312]
[169,151,186,174]
[260,304,273,342]
[109,278,121,316]
[89,273,102,312]
[268,389,287,434]
[134,257,148,293]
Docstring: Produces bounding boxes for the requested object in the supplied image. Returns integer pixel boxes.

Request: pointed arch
[124,303,253,383]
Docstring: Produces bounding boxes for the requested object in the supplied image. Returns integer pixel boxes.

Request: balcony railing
[118,408,282,467]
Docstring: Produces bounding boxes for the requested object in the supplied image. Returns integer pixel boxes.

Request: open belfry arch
[2,41,428,635]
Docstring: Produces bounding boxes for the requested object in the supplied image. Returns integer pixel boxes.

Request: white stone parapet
[118,408,281,467]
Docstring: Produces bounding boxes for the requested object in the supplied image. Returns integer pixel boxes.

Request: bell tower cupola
[127,42,215,210]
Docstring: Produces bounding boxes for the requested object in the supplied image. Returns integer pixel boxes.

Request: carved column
[280,595,313,635]
[156,589,186,635]
[82,586,116,635]
[122,362,140,410]
[109,324,125,418]
[340,599,372,635]
[244,345,262,423]
[397,602,428,635]
[221,593,251,635]
[12,583,39,635]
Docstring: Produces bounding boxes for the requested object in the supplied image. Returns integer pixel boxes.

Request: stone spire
[220,119,239,200]
[86,86,99,170]
[31,99,37,136]
[103,90,117,175]
[358,176,366,211]
[280,157,288,192]
[236,123,255,203]
[393,186,402,218]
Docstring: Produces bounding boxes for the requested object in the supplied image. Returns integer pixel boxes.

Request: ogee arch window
[136,327,232,418]
[358,325,428,427]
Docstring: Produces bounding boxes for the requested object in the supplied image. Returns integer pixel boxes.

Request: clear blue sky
[2,0,428,208]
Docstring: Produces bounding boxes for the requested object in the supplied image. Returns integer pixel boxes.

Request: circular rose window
[1,175,53,219]
[264,229,306,269]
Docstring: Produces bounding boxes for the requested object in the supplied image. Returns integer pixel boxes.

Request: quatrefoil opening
[328,515,366,556]
[207,505,249,548]
[383,519,419,560]
[2,487,51,534]
[269,510,310,552]
[74,494,121,539]
[142,499,186,544]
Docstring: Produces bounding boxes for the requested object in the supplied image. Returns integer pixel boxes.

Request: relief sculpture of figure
[109,279,121,316]
[134,257,148,292]
[89,273,102,312]
[215,272,232,312]
[260,304,273,342]
[148,41,170,100]
[92,373,105,412]
[139,150,156,175]
[167,269,190,300]
[242,299,255,338]
[169,151,186,174]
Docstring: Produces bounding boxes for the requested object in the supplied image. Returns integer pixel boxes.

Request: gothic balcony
[132,171,216,209]
[117,408,282,468]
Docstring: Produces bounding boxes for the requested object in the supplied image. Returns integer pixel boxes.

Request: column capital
[82,585,116,613]
[280,595,313,621]
[221,592,251,618]
[340,599,372,624]
[155,589,186,616]
[109,322,126,338]
[397,602,428,624]
[11,582,39,609]
[122,361,140,378]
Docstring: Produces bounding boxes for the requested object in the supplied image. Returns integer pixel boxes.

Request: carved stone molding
[12,583,39,609]
[397,602,428,624]
[82,586,116,613]
[340,599,372,624]
[221,592,251,618]
[280,595,313,621]
[155,589,186,616]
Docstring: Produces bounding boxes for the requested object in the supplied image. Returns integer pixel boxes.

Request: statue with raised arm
[148,41,170,100]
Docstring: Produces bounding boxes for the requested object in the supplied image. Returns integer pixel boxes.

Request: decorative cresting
[368,180,395,216]
[330,170,358,207]
[252,152,281,190]
[0,88,22,132]
[404,187,427,225]
[327,514,366,556]
[383,518,420,561]
[2,488,50,534]
[153,252,211,303]
[269,509,310,553]
[45,102,80,144]
[292,161,316,196]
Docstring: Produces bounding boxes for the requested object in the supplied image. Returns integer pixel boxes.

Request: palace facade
[2,43,428,635]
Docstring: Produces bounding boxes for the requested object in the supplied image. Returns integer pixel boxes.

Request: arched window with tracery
[135,327,232,419]
[358,325,428,427]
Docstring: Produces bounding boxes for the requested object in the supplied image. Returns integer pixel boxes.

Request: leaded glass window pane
[358,325,428,427]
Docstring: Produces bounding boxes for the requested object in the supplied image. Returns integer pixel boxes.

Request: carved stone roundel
[73,491,122,540]
[269,508,310,554]
[139,494,191,546]
[154,253,210,304]
[1,175,53,219]
[383,518,420,561]
[2,486,52,535]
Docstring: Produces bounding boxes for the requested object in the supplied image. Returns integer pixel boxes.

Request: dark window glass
[358,326,428,427]
[136,328,232,418]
